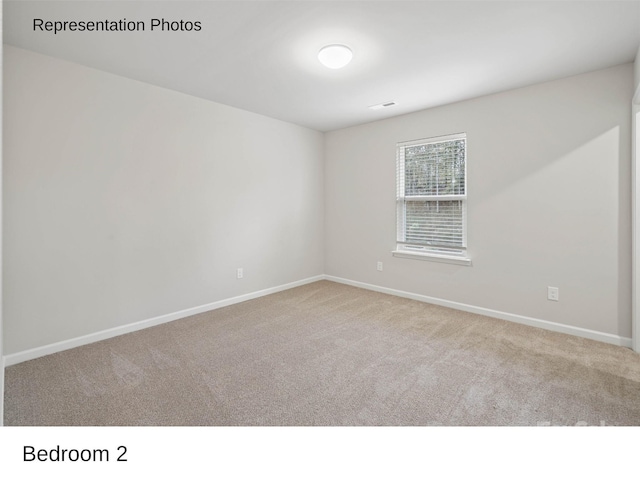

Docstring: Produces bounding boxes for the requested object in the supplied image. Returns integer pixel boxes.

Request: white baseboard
[3,275,325,367]
[4,273,632,368]
[324,275,633,349]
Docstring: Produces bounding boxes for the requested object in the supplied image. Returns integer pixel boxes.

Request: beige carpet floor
[4,280,640,426]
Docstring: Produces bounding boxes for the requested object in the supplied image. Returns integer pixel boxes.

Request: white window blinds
[396,133,467,256]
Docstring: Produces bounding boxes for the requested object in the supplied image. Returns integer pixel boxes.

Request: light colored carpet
[4,280,640,425]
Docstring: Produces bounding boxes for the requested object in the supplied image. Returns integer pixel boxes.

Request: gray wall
[325,63,633,338]
[3,46,324,355]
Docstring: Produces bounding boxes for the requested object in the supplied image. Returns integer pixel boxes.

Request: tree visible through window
[396,133,467,258]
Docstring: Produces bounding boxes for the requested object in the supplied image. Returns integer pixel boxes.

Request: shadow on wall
[476,127,629,332]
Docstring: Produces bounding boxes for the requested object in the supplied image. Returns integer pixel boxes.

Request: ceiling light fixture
[318,44,353,69]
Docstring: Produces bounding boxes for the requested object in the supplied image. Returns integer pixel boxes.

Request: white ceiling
[4,1,640,131]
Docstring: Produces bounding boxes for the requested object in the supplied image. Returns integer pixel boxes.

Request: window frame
[392,132,471,266]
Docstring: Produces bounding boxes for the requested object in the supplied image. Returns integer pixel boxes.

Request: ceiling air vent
[368,101,397,111]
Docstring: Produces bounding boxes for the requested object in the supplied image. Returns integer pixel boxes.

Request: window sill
[392,250,472,266]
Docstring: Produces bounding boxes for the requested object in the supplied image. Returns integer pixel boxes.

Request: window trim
[394,132,471,266]
[391,248,472,266]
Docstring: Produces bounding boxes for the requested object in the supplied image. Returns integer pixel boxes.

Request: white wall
[325,63,633,339]
[633,104,640,352]
[3,46,324,355]
[633,45,640,351]
[0,33,4,424]
[634,44,640,98]
[3,44,635,361]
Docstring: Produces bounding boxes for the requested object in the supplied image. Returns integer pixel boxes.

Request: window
[393,133,471,265]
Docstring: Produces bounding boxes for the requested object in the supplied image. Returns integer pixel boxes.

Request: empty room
[3,0,640,437]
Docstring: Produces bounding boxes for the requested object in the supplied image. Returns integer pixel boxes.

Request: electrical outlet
[237,268,243,279]
[547,286,559,301]
[377,261,383,271]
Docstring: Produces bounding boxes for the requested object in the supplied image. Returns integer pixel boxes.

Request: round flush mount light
[318,44,353,69]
